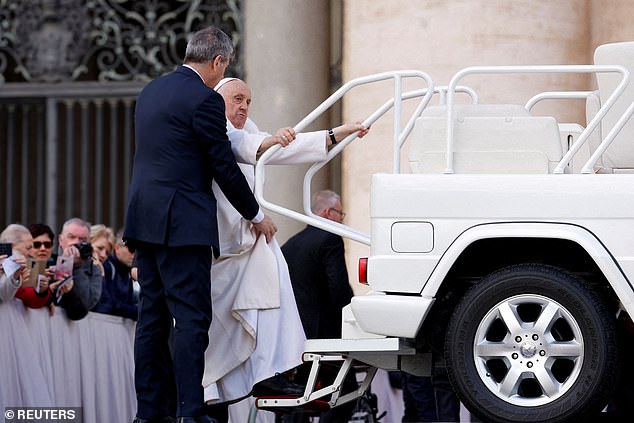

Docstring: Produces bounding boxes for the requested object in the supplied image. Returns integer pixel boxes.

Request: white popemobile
[253,41,634,422]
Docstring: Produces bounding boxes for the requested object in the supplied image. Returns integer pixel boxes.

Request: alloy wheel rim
[472,294,584,407]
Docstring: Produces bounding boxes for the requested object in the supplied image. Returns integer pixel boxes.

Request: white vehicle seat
[408,104,563,174]
[591,41,634,173]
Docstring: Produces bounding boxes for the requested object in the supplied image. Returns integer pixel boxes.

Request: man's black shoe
[251,373,305,397]
[133,417,176,423]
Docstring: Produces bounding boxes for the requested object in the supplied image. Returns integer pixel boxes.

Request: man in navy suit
[124,26,276,423]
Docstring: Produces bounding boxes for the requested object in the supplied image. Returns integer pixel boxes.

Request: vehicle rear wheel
[445,264,619,423]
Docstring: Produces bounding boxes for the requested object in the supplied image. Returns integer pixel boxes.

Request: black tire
[445,264,619,423]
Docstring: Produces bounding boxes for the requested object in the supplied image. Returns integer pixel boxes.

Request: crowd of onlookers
[0,217,139,422]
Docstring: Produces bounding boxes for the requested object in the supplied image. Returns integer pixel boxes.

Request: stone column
[243,0,332,243]
[590,0,634,49]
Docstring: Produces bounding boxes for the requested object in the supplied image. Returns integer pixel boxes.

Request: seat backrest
[593,41,634,173]
[408,104,563,174]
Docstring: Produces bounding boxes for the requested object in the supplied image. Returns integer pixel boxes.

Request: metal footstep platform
[256,397,330,414]
[256,337,416,413]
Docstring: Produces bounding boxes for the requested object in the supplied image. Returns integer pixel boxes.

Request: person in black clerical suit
[281,190,353,340]
[124,26,276,423]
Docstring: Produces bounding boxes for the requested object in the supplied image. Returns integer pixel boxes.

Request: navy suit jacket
[124,66,259,248]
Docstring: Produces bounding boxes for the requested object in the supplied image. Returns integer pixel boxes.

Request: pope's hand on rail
[273,127,296,147]
[330,122,370,146]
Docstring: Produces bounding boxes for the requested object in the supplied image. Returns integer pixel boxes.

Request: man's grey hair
[0,223,31,244]
[311,190,341,214]
[61,217,91,235]
[115,228,126,246]
[184,26,234,64]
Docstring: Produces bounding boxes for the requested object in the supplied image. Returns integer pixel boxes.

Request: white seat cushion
[408,104,562,174]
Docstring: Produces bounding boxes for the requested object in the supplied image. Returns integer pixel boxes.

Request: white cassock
[203,118,327,403]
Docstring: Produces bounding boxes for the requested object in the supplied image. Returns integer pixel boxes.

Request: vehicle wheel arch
[418,222,626,349]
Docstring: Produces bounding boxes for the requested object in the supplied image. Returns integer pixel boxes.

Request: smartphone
[56,274,73,291]
[54,274,73,304]
[54,255,74,280]
[0,242,12,257]
[25,259,47,288]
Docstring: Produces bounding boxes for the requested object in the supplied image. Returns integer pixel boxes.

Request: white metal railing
[255,65,634,244]
[300,85,477,218]
[445,65,631,174]
[303,85,479,225]
[524,91,595,111]
[254,70,435,245]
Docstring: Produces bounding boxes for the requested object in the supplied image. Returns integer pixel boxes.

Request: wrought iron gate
[0,0,242,233]
[0,82,142,232]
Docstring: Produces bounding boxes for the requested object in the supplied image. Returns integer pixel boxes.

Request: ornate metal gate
[0,0,242,233]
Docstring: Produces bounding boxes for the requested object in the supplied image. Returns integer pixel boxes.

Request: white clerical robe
[203,118,327,403]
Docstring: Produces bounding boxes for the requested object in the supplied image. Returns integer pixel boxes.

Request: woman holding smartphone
[0,224,51,308]
[27,223,74,310]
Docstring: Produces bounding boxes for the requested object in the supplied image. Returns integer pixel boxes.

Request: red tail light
[358,257,368,285]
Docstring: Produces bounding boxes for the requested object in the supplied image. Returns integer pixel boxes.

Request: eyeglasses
[33,241,53,249]
[329,208,346,218]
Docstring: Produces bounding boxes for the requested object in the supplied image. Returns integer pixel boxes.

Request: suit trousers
[134,243,213,418]
[402,368,460,422]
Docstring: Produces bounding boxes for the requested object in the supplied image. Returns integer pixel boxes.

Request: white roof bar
[254,70,434,245]
[445,65,630,174]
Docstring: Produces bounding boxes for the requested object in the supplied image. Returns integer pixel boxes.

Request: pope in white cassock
[202,77,369,405]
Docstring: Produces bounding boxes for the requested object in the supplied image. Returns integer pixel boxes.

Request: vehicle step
[256,397,330,413]
[304,337,415,355]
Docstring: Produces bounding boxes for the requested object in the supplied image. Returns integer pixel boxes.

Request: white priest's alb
[203,118,327,403]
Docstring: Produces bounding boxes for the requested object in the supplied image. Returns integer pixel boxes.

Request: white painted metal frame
[255,353,368,412]
[254,70,435,245]
[254,65,633,245]
[301,84,477,213]
[524,91,595,111]
[253,74,485,245]
[255,337,414,413]
[444,65,630,174]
